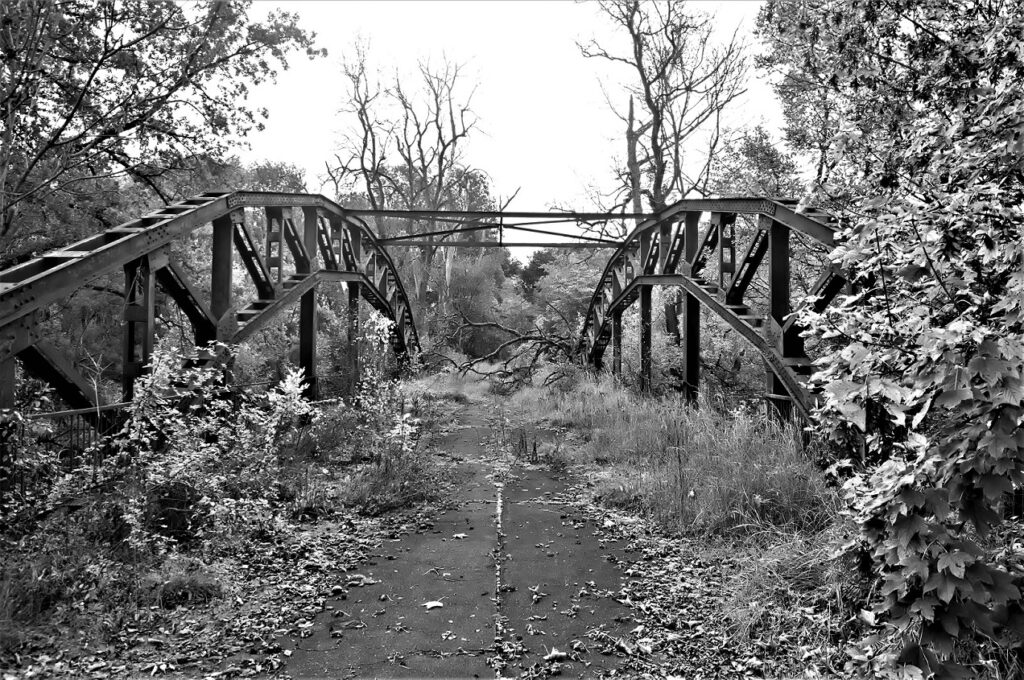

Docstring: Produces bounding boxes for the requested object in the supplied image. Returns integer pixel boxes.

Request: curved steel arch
[0,191,420,408]
[577,197,845,418]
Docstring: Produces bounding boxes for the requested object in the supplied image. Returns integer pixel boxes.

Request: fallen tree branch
[440,307,580,390]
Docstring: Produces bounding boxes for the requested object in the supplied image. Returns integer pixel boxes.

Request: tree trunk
[627,97,644,216]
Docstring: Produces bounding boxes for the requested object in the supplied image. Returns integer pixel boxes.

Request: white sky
[240,1,780,252]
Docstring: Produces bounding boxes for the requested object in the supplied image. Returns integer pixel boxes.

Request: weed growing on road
[499,372,862,677]
[507,374,835,535]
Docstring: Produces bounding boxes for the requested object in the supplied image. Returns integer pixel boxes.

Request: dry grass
[507,375,837,535]
[339,444,438,516]
[721,523,861,676]
[405,367,493,404]
[499,372,859,674]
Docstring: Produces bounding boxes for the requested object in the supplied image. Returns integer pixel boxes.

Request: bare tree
[326,46,487,328]
[580,0,747,346]
[580,0,747,212]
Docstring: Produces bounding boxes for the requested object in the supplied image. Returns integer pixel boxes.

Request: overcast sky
[239,1,779,251]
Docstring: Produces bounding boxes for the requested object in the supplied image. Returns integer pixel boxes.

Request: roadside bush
[0,343,316,648]
[0,326,440,659]
[46,344,315,553]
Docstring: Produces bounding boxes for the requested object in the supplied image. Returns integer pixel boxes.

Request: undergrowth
[505,374,837,535]
[0,323,440,667]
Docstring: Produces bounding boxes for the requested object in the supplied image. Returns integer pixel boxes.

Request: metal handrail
[22,402,130,420]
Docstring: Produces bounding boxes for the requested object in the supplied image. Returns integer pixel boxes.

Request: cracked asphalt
[282,403,632,679]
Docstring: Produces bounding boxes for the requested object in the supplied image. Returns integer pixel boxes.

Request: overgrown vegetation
[759,1,1024,676]
[3,0,1023,677]
[0,320,445,674]
[484,369,860,676]
[505,375,832,534]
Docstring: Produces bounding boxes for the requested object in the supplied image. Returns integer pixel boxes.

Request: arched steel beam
[224,192,420,356]
[578,196,842,417]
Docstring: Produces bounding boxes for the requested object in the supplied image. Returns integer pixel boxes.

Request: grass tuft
[506,374,836,535]
[144,558,223,610]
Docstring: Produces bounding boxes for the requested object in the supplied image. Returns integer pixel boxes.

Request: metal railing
[0,402,128,513]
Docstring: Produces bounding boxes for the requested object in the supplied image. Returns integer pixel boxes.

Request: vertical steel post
[682,211,701,402]
[264,206,285,287]
[717,213,737,293]
[299,207,319,399]
[640,229,652,275]
[660,218,681,346]
[639,285,652,392]
[767,219,795,419]
[681,294,699,402]
[612,308,622,377]
[122,254,157,401]
[211,213,233,332]
[0,356,14,408]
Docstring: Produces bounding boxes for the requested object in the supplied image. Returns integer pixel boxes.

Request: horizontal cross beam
[344,209,651,221]
[384,241,617,249]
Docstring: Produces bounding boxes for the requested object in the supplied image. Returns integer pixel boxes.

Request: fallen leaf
[423,600,444,610]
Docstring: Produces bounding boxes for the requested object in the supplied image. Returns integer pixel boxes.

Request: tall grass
[507,375,838,535]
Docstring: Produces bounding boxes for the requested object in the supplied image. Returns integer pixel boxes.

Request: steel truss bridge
[0,191,842,421]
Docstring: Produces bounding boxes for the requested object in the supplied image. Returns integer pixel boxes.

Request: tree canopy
[0,0,323,252]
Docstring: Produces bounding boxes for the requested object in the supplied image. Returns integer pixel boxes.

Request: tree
[580,0,747,213]
[326,45,513,336]
[708,125,802,198]
[0,0,322,248]
[762,0,1024,674]
[519,250,558,297]
[754,11,844,190]
[580,0,746,346]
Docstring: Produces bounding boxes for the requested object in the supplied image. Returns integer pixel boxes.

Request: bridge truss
[578,198,844,419]
[0,192,842,421]
[0,191,419,411]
